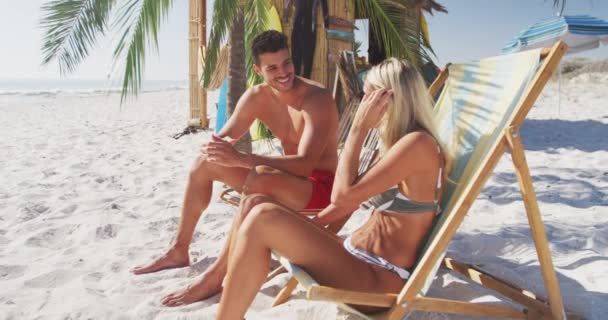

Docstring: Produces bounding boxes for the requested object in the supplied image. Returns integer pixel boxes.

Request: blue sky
[1,0,607,81]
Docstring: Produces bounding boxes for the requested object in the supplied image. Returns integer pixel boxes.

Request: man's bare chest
[259,105,305,144]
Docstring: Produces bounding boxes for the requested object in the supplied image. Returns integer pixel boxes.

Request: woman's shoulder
[395,131,439,153]
[388,131,441,169]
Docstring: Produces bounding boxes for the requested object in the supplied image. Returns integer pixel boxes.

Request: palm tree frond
[201,0,239,87]
[377,1,447,14]
[111,0,172,101]
[357,0,432,66]
[244,0,271,87]
[40,0,115,75]
[548,0,565,15]
[422,0,447,15]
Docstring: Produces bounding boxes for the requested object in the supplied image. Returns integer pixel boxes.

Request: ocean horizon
[0,78,189,96]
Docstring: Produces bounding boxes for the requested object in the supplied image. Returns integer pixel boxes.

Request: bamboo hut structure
[187,0,425,128]
[187,0,358,128]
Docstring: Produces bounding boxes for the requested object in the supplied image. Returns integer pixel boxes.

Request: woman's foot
[161,271,224,306]
[131,246,190,275]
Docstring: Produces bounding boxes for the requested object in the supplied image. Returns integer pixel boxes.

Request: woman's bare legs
[216,199,404,320]
[161,194,274,306]
[160,165,316,306]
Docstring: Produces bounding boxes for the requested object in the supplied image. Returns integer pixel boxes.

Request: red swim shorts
[304,169,335,210]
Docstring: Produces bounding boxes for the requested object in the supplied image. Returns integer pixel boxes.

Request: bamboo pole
[324,0,355,87]
[198,0,209,127]
[188,0,201,127]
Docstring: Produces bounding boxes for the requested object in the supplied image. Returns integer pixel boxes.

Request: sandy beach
[0,70,607,319]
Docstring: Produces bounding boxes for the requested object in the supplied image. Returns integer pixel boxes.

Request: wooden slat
[271,277,299,307]
[219,188,240,207]
[409,297,526,319]
[510,42,567,129]
[266,265,287,281]
[307,285,397,308]
[427,64,449,99]
[387,42,568,320]
[505,127,566,320]
[443,257,552,316]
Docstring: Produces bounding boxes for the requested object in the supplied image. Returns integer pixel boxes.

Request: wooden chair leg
[266,265,287,282]
[271,277,299,307]
[506,128,566,320]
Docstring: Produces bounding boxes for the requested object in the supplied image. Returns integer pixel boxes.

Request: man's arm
[243,91,337,177]
[207,90,337,177]
[215,88,258,143]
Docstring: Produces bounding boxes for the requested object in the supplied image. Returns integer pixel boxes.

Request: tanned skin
[131,48,340,306]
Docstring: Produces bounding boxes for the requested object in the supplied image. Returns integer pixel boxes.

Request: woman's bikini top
[363,146,443,215]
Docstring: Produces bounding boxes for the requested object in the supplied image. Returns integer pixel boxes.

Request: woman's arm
[311,203,354,227]
[332,131,438,209]
[331,88,391,210]
[331,88,440,212]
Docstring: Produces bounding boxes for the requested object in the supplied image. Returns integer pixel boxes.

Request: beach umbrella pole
[558,62,562,117]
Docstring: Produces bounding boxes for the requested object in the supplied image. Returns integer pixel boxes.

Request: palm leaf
[112,0,172,101]
[40,0,115,75]
[201,0,239,88]
[244,0,273,141]
[549,0,566,15]
[407,0,447,15]
[357,0,431,67]
[244,0,271,87]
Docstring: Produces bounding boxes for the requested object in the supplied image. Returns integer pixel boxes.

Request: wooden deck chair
[271,41,575,320]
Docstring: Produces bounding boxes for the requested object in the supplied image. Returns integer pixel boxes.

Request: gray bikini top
[364,146,443,215]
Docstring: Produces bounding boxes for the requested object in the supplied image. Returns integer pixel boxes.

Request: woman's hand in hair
[353,88,392,130]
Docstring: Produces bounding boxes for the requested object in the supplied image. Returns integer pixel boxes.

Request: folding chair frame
[272,42,577,320]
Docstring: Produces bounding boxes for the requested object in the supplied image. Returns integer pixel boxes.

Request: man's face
[254,48,295,92]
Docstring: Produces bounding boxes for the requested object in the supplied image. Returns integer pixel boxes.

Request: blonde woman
[215,58,452,319]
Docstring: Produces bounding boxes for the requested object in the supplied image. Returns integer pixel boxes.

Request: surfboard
[266,5,282,32]
[214,79,228,134]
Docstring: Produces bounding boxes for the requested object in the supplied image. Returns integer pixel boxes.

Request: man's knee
[242,165,279,195]
[239,194,273,219]
[190,154,232,182]
[189,154,211,180]
[239,202,277,236]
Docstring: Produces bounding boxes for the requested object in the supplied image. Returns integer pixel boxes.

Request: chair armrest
[308,285,397,308]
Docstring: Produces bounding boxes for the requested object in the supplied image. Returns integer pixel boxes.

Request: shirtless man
[131,30,339,305]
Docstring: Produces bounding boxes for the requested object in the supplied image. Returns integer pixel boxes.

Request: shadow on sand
[482,169,607,208]
[430,221,608,320]
[520,119,608,153]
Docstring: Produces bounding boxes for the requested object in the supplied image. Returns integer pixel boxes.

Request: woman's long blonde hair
[365,58,453,175]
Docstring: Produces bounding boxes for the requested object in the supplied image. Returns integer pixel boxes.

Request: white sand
[0,74,606,319]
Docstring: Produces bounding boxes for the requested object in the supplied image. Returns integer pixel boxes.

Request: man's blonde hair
[365,58,452,174]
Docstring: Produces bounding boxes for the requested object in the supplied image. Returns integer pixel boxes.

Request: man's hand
[204,135,252,168]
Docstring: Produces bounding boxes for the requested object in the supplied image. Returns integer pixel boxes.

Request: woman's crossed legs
[217,194,405,320]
